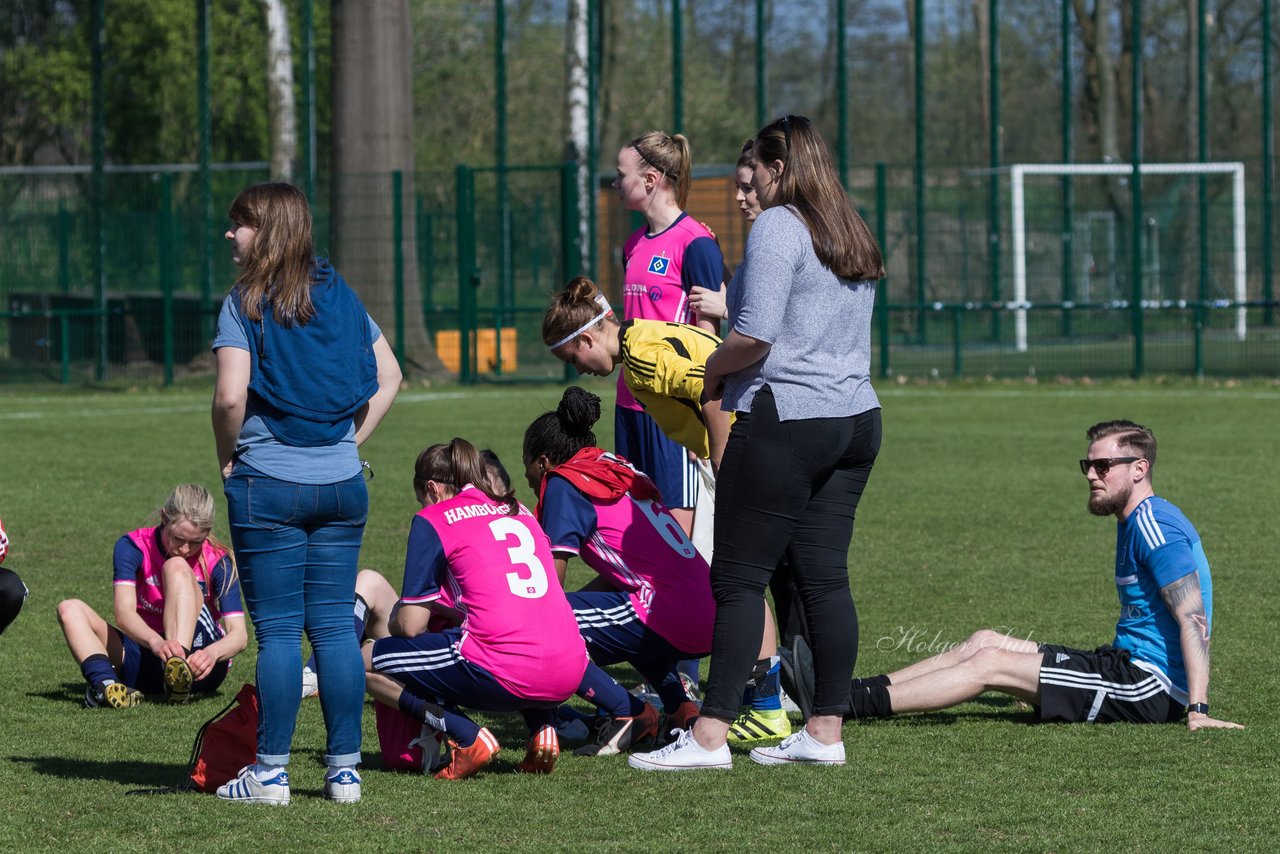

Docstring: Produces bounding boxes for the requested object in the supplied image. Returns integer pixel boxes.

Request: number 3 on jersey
[489,517,550,599]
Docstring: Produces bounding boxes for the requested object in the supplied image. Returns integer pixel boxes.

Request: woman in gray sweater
[629,115,884,772]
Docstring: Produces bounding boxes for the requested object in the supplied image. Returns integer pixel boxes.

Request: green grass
[2,378,1278,851]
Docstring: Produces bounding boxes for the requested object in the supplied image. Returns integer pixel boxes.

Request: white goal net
[1009,162,1246,352]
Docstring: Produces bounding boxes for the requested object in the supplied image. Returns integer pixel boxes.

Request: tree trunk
[331,0,444,378]
[260,0,296,182]
[565,0,590,274]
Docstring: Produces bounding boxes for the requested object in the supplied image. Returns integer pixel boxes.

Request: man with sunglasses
[846,420,1242,731]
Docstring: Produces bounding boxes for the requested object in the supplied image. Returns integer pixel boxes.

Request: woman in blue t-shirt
[212,182,401,806]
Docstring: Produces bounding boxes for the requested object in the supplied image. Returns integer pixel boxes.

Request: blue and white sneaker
[216,765,290,805]
[324,768,361,803]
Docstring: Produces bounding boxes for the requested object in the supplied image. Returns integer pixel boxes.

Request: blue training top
[1112,495,1213,703]
[213,259,382,484]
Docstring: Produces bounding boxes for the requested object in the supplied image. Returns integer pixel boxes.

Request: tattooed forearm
[1162,572,1211,674]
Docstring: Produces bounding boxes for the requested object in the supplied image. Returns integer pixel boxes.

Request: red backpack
[127,683,259,795]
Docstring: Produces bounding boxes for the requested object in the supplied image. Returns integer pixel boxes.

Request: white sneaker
[324,768,361,803]
[301,666,319,699]
[627,728,732,772]
[749,728,846,766]
[216,765,291,805]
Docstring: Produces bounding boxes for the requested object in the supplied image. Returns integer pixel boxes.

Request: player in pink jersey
[613,130,724,536]
[365,439,592,779]
[56,484,246,708]
[524,387,711,743]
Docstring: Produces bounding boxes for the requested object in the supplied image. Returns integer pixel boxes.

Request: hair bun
[557,386,601,435]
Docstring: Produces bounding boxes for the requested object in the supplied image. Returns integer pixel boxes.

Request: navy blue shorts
[371,628,558,712]
[614,406,700,511]
[568,591,698,665]
[1036,644,1183,724]
[119,605,229,695]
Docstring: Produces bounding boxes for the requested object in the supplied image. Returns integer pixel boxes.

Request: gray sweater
[723,205,880,420]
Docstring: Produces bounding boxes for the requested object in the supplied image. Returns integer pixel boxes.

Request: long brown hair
[754,115,884,281]
[227,182,317,326]
[541,276,618,349]
[629,131,693,209]
[414,438,518,514]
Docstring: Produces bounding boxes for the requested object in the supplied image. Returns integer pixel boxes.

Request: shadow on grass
[28,681,87,704]
[9,754,188,787]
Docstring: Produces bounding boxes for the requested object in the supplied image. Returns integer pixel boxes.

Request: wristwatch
[1186,702,1209,715]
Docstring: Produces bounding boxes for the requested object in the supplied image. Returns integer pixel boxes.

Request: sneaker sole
[102,684,144,709]
[748,749,845,767]
[217,794,291,805]
[324,786,361,803]
[626,755,732,772]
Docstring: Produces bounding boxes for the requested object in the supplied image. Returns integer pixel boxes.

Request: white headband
[549,294,613,350]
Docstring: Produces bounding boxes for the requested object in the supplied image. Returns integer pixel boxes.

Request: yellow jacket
[620,319,727,459]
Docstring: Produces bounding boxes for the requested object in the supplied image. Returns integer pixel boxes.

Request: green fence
[1,161,1276,386]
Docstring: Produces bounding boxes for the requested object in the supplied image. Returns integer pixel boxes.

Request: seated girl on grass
[56,484,246,708]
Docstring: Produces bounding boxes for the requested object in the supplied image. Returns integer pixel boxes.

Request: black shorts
[1036,644,1184,724]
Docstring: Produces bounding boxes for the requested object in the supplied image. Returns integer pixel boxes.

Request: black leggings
[701,388,881,721]
[0,566,27,635]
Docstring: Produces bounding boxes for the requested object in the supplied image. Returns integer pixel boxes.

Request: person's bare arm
[1159,572,1243,731]
[354,335,402,446]
[212,347,251,480]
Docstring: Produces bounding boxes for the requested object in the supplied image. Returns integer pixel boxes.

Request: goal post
[1009,162,1246,352]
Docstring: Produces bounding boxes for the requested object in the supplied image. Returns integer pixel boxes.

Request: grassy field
[2,378,1277,852]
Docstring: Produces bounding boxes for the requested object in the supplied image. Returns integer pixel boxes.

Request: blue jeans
[225,465,367,767]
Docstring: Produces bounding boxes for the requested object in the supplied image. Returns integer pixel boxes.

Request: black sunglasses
[1079,457,1140,477]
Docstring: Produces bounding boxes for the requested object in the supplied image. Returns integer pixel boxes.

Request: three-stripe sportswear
[1111,495,1212,703]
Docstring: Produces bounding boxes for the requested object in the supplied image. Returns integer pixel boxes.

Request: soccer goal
[1009,162,1246,352]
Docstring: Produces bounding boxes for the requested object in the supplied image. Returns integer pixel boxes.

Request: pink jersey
[117,527,242,635]
[403,486,588,702]
[618,214,723,410]
[540,470,715,654]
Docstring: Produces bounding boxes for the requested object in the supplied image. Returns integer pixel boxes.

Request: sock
[852,673,891,690]
[849,683,894,719]
[747,660,778,711]
[520,707,556,733]
[576,663,639,718]
[253,763,286,782]
[327,764,357,779]
[396,689,480,745]
[80,654,117,693]
[353,594,369,642]
[647,669,690,715]
[676,658,699,687]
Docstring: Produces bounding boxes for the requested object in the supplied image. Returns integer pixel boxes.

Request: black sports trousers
[701,386,881,721]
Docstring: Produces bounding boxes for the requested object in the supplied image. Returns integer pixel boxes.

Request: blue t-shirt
[212,294,382,484]
[1112,495,1212,700]
[400,515,448,604]
[538,477,598,554]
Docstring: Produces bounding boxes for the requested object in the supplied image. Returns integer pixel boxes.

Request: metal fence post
[953,305,964,377]
[875,162,890,379]
[1130,0,1145,378]
[1060,0,1074,338]
[160,173,175,386]
[988,0,1001,342]
[913,0,927,345]
[456,165,476,384]
[91,0,106,380]
[561,161,581,381]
